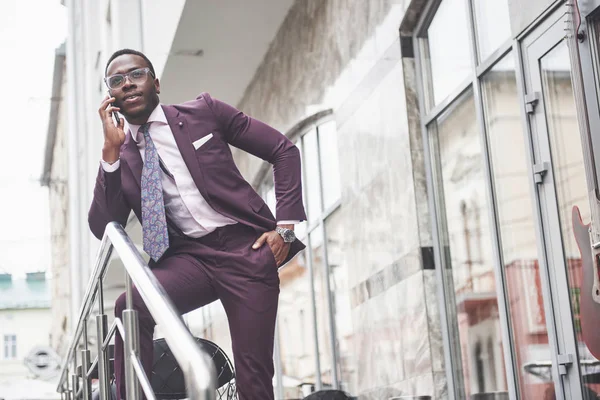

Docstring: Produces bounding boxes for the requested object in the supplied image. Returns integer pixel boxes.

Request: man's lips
[122,93,143,104]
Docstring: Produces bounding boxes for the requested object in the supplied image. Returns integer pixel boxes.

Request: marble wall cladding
[401,56,433,248]
[354,270,432,395]
[232,0,408,182]
[228,0,451,397]
[337,61,420,286]
[421,269,444,375]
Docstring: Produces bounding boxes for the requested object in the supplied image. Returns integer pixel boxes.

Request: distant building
[41,42,71,358]
[0,272,53,380]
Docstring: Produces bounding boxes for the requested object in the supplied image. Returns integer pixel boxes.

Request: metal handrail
[56,222,216,399]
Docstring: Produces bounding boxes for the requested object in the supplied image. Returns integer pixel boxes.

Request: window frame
[257,112,344,391]
[3,334,17,360]
[412,0,519,398]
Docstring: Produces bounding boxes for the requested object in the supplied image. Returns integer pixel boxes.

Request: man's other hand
[253,230,291,267]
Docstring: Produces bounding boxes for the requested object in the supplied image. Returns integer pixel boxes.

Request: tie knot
[140,122,151,137]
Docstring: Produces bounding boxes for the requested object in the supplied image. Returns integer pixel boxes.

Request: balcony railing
[56,222,216,400]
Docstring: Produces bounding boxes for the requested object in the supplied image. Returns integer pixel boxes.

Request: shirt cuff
[100,159,121,172]
[277,220,300,225]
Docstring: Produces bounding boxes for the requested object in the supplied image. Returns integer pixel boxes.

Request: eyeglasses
[104,67,154,90]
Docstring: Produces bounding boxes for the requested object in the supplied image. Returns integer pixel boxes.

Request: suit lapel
[121,131,142,189]
[161,105,210,202]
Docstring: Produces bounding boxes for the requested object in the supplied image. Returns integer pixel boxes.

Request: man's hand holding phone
[99,95,125,164]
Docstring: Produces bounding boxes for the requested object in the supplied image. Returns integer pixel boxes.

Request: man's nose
[122,75,136,89]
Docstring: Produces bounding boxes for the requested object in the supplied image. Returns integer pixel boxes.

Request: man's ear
[155,78,161,94]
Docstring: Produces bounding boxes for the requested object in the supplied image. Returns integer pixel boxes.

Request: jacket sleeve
[201,92,307,222]
[88,164,132,240]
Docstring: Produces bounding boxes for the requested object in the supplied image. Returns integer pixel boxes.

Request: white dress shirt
[101,104,297,238]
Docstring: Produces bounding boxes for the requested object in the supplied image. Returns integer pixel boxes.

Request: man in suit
[88,48,306,400]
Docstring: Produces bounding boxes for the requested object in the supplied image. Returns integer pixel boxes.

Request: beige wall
[0,308,52,378]
[47,62,71,357]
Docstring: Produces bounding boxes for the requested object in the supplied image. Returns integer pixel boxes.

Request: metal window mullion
[423,77,474,126]
[273,319,284,400]
[413,29,458,398]
[305,238,323,390]
[320,218,340,389]
[315,124,341,389]
[300,134,323,390]
[470,41,521,400]
[476,39,514,78]
[514,32,570,399]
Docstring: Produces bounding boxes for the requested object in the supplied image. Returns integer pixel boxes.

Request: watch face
[278,227,295,242]
[284,230,296,242]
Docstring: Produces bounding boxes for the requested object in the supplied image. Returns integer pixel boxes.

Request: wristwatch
[275,226,296,243]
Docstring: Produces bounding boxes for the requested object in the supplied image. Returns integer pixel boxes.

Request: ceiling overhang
[159,0,294,106]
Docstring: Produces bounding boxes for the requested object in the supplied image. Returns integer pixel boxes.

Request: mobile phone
[107,91,120,126]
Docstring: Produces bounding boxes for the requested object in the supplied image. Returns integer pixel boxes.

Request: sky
[0,0,67,277]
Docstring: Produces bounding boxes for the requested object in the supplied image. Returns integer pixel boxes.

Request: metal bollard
[81,349,92,400]
[96,314,110,400]
[71,373,79,400]
[123,309,141,400]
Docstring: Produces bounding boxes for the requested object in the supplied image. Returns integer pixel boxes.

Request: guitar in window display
[569,0,600,359]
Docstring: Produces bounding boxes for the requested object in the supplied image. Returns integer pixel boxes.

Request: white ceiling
[159,0,295,107]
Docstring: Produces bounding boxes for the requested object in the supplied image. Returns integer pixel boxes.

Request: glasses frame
[104,67,155,90]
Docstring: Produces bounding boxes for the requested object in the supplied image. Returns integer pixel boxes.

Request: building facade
[0,273,54,379]
[53,0,600,398]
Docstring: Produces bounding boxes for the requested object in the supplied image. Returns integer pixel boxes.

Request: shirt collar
[126,104,167,143]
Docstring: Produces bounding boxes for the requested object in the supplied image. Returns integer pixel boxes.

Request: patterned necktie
[140,123,169,261]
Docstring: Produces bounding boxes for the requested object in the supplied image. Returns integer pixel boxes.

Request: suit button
[178,122,183,127]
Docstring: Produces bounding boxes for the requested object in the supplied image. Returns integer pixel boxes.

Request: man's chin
[122,105,149,121]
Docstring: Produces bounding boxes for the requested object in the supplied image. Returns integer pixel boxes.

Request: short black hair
[105,48,156,77]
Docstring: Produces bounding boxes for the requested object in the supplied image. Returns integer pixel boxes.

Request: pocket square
[193,133,213,150]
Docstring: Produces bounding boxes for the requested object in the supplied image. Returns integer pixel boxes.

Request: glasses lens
[108,75,124,89]
[129,69,147,82]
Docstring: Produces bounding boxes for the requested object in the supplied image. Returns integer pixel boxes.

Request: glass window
[310,228,335,387]
[472,0,511,61]
[318,121,342,211]
[325,209,356,393]
[304,128,322,224]
[423,0,473,107]
[482,53,552,399]
[541,42,600,399]
[258,116,342,391]
[277,252,318,394]
[429,89,509,398]
[4,334,16,359]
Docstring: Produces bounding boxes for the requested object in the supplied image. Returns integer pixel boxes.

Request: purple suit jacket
[88,92,307,265]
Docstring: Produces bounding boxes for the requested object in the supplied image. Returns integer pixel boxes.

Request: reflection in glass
[472,0,511,61]
[277,252,319,399]
[430,89,508,398]
[424,0,473,106]
[304,129,322,224]
[325,210,355,394]
[310,228,334,387]
[541,41,600,399]
[482,53,552,399]
[318,121,342,211]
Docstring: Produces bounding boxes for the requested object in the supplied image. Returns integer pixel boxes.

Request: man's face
[106,54,160,124]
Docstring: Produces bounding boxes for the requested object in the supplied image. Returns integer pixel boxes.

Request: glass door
[522,8,600,400]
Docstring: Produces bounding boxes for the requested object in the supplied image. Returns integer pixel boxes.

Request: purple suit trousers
[114,223,280,399]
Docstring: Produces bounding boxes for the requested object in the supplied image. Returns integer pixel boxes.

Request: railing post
[63,371,71,400]
[96,314,110,399]
[71,373,79,399]
[81,349,92,400]
[123,309,141,400]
